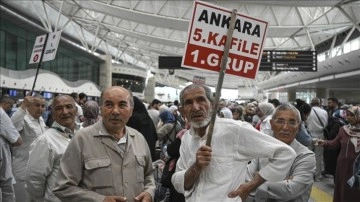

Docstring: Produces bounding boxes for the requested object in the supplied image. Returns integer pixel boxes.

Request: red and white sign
[182,1,268,79]
[29,34,46,64]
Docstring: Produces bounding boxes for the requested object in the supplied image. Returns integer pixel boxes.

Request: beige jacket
[53,121,155,202]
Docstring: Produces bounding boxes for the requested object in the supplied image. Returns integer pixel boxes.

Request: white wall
[0,67,101,96]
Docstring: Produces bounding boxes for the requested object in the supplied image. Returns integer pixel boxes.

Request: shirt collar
[98,121,132,139]
[24,109,38,121]
[52,121,81,138]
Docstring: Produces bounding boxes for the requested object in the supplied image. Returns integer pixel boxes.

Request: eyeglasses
[272,119,299,127]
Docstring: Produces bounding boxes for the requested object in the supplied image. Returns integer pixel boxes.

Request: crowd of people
[1,84,359,202]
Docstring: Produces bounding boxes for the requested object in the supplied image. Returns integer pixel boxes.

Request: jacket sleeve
[0,111,20,143]
[26,137,53,201]
[325,127,343,150]
[236,122,296,182]
[10,107,27,132]
[255,152,316,200]
[53,135,106,202]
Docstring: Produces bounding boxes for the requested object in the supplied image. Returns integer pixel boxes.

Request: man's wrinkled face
[270,110,300,145]
[52,96,77,128]
[101,88,133,132]
[28,97,46,119]
[180,87,212,129]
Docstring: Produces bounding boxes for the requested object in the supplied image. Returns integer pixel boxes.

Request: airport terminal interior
[1,1,360,201]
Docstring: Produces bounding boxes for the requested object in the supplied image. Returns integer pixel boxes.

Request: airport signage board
[260,50,317,71]
[181,1,268,79]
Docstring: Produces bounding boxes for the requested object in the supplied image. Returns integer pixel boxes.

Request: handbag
[313,108,330,139]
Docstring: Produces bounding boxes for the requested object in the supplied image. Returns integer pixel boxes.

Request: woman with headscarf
[255,102,275,136]
[82,100,100,127]
[232,105,245,121]
[126,96,158,160]
[219,107,233,119]
[318,106,360,202]
[157,110,183,147]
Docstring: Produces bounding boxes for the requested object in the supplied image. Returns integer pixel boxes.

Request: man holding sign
[171,84,296,202]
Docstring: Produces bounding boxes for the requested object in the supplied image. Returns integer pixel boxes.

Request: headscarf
[258,103,275,119]
[332,109,347,126]
[344,106,360,152]
[82,100,100,127]
[159,110,175,124]
[232,105,245,121]
[220,107,233,119]
[169,105,178,114]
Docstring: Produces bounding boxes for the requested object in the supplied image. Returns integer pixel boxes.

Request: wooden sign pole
[206,9,238,146]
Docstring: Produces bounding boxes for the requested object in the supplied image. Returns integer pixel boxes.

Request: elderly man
[25,95,81,202]
[171,84,296,202]
[0,96,22,202]
[54,86,155,202]
[11,94,46,202]
[246,104,316,202]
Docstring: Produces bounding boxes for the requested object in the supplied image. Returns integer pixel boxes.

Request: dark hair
[298,103,311,121]
[327,97,339,104]
[269,99,280,107]
[179,84,214,106]
[151,99,161,106]
[79,92,87,100]
[70,93,78,99]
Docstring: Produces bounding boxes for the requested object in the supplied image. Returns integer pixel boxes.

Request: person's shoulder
[127,126,144,137]
[127,126,148,143]
[76,122,99,137]
[292,140,315,157]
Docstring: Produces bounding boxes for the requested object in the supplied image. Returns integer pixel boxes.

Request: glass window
[0,31,5,67]
[5,32,17,69]
[112,73,146,93]
[16,37,27,70]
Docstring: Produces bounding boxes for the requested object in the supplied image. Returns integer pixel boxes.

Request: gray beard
[190,109,212,129]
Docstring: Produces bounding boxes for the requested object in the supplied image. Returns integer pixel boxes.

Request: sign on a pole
[29,34,46,64]
[182,1,268,79]
[42,31,62,62]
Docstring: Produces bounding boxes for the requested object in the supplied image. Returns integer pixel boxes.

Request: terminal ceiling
[2,0,360,90]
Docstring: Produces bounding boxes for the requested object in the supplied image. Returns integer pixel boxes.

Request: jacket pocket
[135,155,146,183]
[84,158,112,189]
